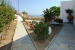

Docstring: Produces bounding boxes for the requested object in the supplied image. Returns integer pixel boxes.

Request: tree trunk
[47,21,51,26]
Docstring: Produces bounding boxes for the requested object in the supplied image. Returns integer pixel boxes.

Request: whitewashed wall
[60,1,73,22]
[72,0,75,25]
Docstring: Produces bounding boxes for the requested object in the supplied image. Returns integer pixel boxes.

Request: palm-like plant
[43,8,54,25]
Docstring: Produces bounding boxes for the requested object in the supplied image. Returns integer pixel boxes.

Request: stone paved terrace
[11,15,36,50]
[46,23,75,50]
[12,15,75,50]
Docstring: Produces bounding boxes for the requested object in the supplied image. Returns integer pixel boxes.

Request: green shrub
[31,20,38,26]
[23,17,26,22]
[54,19,63,24]
[0,0,15,33]
[34,22,49,40]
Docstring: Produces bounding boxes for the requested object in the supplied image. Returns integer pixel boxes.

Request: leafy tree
[22,11,28,20]
[22,11,27,14]
[49,6,60,19]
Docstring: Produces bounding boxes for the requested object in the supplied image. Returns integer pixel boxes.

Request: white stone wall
[60,1,73,22]
[72,0,75,25]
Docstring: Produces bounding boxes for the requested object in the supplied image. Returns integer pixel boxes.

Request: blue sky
[10,0,69,15]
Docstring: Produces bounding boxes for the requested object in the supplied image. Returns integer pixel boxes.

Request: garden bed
[0,20,17,50]
[24,22,62,50]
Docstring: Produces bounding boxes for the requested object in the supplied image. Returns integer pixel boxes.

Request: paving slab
[11,15,36,50]
[46,23,75,50]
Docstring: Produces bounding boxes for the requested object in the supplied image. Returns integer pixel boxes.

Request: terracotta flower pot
[67,14,73,22]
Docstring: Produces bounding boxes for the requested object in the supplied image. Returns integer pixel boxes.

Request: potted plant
[65,9,73,22]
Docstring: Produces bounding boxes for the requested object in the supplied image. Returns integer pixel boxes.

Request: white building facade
[61,0,75,25]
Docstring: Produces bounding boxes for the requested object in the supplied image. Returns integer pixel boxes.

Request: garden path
[11,15,36,50]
